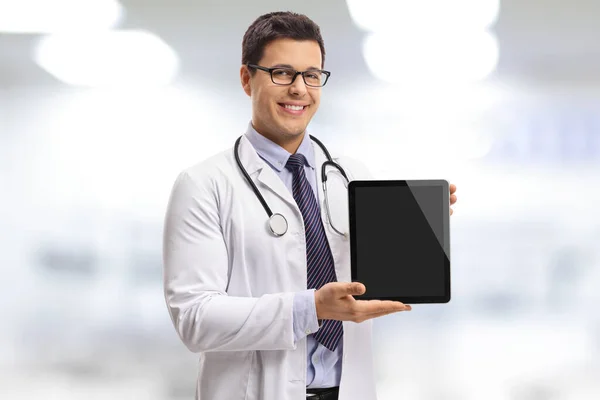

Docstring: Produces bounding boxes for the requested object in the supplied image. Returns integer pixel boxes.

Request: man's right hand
[314,282,411,323]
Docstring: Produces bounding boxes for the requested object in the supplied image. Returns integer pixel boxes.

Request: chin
[273,120,303,135]
[284,127,308,137]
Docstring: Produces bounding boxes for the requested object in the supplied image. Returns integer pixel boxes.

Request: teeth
[284,104,304,111]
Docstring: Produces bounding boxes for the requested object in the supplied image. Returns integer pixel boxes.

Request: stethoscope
[234,135,349,237]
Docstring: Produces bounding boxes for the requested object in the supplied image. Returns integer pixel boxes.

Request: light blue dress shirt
[244,123,343,389]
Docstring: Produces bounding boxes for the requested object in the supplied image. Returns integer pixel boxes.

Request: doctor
[163,11,457,400]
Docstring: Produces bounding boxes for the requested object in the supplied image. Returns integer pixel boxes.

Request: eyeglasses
[247,64,331,87]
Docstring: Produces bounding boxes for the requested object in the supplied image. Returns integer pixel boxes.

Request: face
[241,38,323,152]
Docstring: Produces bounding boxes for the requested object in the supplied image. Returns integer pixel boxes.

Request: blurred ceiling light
[362,30,499,86]
[346,0,500,33]
[33,30,180,87]
[0,0,123,33]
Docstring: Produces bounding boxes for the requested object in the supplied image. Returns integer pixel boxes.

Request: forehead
[259,38,322,69]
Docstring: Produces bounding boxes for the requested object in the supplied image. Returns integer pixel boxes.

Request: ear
[240,65,252,97]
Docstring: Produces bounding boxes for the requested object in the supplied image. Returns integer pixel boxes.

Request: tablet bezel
[348,179,451,304]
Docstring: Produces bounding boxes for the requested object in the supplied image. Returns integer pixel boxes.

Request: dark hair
[242,11,326,70]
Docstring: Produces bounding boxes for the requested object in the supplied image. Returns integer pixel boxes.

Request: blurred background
[1,0,599,399]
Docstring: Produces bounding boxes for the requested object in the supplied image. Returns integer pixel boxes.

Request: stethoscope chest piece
[268,213,288,236]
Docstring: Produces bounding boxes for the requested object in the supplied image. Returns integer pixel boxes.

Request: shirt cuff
[292,289,320,343]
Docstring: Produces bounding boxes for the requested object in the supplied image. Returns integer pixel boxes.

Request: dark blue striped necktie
[285,153,343,351]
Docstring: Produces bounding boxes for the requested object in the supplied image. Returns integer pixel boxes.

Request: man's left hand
[450,184,457,215]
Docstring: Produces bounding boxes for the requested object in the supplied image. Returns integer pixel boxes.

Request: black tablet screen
[352,184,448,298]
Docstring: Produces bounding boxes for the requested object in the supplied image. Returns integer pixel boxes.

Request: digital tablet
[348,180,451,304]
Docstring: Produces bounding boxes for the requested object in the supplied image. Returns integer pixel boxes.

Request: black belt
[306,386,339,400]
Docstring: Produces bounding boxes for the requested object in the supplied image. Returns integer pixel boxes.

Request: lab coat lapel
[237,135,297,209]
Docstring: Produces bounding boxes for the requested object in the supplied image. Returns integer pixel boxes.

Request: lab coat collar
[236,134,296,208]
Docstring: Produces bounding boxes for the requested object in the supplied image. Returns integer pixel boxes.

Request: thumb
[345,282,366,296]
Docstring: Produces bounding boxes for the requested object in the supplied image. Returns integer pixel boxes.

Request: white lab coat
[163,135,378,400]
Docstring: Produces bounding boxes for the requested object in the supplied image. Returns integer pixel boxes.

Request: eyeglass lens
[271,68,327,86]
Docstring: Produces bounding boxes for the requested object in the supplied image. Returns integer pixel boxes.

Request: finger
[449,184,456,194]
[366,302,412,314]
[450,208,454,215]
[450,194,457,205]
[368,306,412,319]
[343,282,366,296]
[356,300,408,314]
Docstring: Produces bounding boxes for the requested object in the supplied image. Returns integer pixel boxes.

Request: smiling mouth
[278,103,308,116]
[279,103,307,111]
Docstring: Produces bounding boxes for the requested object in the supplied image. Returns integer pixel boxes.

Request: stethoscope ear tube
[234,137,274,218]
[309,135,349,183]
[321,160,348,183]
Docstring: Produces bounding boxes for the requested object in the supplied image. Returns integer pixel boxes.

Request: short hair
[242,11,326,70]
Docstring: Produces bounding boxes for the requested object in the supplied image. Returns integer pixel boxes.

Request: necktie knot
[285,153,307,172]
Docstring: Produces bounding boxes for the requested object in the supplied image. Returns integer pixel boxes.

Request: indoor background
[1,0,599,399]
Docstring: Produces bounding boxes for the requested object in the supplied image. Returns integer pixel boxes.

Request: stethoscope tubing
[234,134,349,236]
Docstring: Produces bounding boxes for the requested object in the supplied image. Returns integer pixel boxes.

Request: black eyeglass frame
[247,64,331,87]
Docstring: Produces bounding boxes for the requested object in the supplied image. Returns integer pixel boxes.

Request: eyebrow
[271,63,322,71]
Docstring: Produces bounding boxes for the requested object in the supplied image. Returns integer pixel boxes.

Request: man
[163,11,458,400]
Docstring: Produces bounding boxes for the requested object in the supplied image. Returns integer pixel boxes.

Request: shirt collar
[244,121,316,172]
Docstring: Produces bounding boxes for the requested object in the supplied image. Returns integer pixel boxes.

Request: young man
[163,11,457,400]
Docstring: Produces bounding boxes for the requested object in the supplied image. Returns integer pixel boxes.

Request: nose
[288,73,307,97]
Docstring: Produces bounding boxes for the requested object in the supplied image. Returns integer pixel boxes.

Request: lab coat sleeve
[162,170,296,353]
